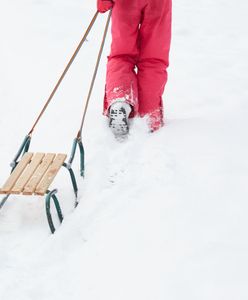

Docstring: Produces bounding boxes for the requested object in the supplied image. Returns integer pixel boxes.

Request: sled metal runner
[0,10,112,233]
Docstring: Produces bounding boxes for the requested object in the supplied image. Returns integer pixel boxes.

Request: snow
[0,0,248,299]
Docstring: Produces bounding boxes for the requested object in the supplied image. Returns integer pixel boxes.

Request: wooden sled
[0,135,84,233]
[0,11,111,233]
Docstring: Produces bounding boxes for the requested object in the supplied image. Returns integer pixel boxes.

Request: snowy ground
[0,0,248,299]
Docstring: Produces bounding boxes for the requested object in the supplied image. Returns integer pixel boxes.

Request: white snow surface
[0,0,248,299]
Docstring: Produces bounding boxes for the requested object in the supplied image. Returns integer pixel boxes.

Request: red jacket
[97,0,113,13]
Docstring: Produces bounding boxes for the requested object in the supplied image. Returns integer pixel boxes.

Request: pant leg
[137,0,172,128]
[103,0,142,116]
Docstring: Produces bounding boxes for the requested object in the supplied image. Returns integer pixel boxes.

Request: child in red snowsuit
[97,0,172,135]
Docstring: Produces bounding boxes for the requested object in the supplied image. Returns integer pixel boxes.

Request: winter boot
[109,101,132,137]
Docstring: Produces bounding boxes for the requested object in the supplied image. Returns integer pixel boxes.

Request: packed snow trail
[0,0,248,299]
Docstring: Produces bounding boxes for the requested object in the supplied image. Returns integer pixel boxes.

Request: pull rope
[77,10,112,139]
[28,11,99,136]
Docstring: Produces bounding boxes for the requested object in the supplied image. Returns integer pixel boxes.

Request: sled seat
[0,152,67,196]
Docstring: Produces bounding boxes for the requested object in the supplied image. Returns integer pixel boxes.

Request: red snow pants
[103,0,172,130]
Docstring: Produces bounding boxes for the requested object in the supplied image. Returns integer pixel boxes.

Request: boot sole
[109,107,129,136]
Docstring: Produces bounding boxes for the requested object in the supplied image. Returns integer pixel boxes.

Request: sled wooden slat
[11,153,45,194]
[35,154,67,196]
[22,153,56,195]
[0,152,67,197]
[0,152,33,194]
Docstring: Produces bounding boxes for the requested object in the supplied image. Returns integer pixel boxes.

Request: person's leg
[137,0,172,131]
[103,0,142,117]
